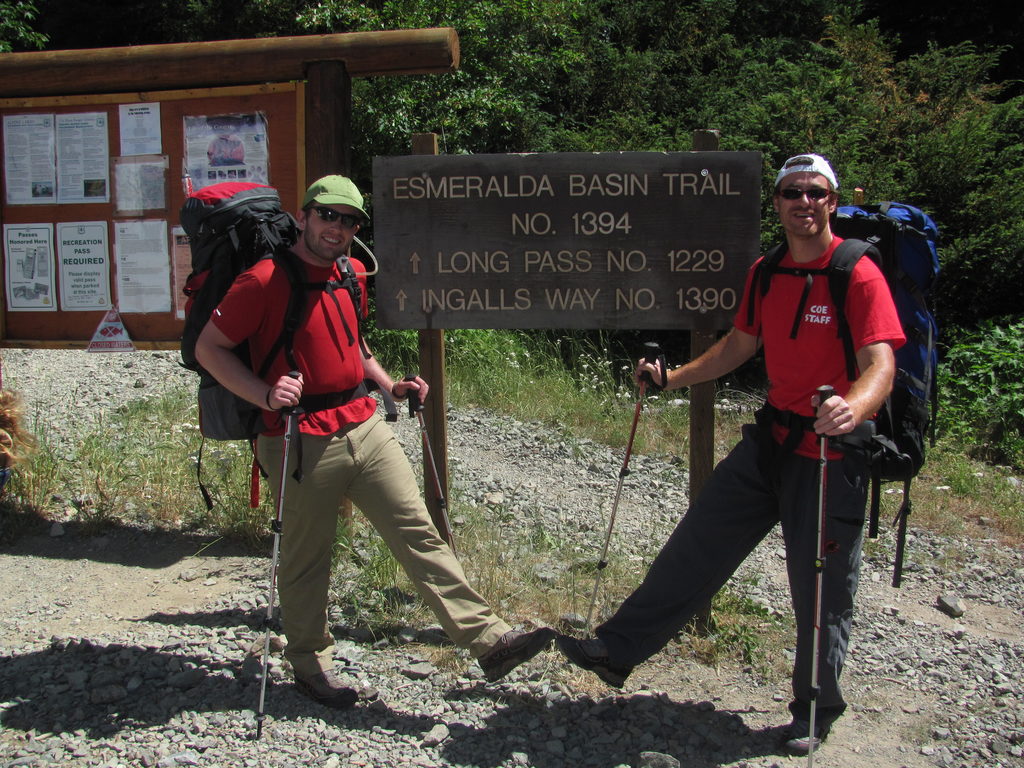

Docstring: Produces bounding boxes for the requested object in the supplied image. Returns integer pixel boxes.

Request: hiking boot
[555,634,633,688]
[293,669,359,709]
[478,627,556,682]
[783,720,831,755]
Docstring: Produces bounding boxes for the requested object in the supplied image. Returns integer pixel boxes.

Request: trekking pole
[255,371,301,740]
[891,479,912,587]
[404,376,456,556]
[586,342,665,629]
[807,384,834,767]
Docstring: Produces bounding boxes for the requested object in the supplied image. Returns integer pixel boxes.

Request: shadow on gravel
[0,638,259,737]
[437,685,790,768]
[0,636,435,740]
[1,635,790,766]
[0,518,256,568]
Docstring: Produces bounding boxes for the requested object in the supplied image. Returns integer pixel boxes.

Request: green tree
[0,0,47,51]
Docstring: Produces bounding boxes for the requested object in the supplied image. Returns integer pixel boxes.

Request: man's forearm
[665,329,758,391]
[196,332,272,409]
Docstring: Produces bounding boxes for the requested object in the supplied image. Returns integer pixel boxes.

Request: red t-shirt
[211,254,376,436]
[734,237,905,456]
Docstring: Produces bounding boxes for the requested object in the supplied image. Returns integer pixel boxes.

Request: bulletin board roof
[0,28,460,98]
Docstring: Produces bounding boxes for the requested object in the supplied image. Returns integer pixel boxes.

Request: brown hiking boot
[478,627,556,682]
[293,669,359,709]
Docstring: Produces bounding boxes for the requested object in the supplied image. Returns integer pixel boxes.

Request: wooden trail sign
[372,150,762,331]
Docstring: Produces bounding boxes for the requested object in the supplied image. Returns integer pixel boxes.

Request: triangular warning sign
[87,309,136,352]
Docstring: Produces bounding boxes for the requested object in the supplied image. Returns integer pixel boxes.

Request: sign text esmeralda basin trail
[372,151,762,330]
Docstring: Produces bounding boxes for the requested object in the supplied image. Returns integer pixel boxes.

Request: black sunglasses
[779,187,831,201]
[310,206,363,228]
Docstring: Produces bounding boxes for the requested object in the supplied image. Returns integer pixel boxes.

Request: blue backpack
[832,202,941,586]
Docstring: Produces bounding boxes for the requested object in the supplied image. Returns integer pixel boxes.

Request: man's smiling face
[773,171,837,241]
[295,204,362,266]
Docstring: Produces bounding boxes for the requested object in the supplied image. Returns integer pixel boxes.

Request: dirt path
[3,518,1022,768]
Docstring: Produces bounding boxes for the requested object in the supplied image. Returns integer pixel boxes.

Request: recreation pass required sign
[372,151,762,331]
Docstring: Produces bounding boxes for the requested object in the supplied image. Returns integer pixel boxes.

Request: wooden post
[688,129,722,633]
[304,61,352,179]
[411,132,455,551]
[303,61,353,530]
[688,129,720,503]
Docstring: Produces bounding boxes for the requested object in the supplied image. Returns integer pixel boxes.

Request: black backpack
[747,202,940,586]
[179,182,385,506]
[180,182,301,441]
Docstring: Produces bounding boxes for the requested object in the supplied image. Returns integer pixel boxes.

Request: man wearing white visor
[558,153,904,756]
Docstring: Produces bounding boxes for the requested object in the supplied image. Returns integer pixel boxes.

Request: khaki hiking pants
[257,411,509,677]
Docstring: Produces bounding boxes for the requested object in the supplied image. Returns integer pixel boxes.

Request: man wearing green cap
[196,175,554,709]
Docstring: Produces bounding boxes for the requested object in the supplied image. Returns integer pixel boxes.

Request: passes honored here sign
[372,151,762,331]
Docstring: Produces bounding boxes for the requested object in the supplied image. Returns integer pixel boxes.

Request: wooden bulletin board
[0,82,303,348]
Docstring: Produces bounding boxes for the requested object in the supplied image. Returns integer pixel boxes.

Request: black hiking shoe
[478,627,556,682]
[783,719,832,755]
[293,669,359,709]
[555,634,633,688]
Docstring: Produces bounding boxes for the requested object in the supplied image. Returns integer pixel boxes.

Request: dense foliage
[939,321,1024,468]
[13,0,1022,331]
[7,0,1024,465]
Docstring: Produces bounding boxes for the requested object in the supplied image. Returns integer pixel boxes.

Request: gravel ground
[0,349,1022,768]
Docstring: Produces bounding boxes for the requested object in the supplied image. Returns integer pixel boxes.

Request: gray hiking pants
[598,421,869,726]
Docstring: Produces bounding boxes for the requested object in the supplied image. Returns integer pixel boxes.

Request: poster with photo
[183,112,269,191]
[4,223,56,310]
[57,221,111,310]
[56,112,110,204]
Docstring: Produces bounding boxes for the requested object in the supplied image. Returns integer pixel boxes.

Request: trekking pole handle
[639,342,667,391]
[403,374,424,417]
[279,370,301,414]
[816,385,835,415]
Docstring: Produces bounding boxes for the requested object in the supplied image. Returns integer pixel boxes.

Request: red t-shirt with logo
[211,255,376,436]
[734,237,905,456]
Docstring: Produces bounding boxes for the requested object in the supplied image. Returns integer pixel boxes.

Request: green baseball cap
[301,175,369,219]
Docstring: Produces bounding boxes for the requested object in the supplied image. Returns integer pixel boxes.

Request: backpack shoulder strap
[331,255,364,316]
[744,242,787,329]
[828,238,877,381]
[254,247,307,378]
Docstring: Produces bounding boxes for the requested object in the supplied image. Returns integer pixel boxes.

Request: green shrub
[939,320,1024,468]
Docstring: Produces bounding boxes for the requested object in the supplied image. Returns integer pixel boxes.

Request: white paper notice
[56,112,110,204]
[3,114,56,205]
[57,221,111,311]
[4,224,56,310]
[119,103,162,156]
[114,219,170,313]
[114,155,168,214]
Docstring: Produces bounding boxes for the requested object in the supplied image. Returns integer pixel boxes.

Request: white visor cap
[775,153,839,191]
